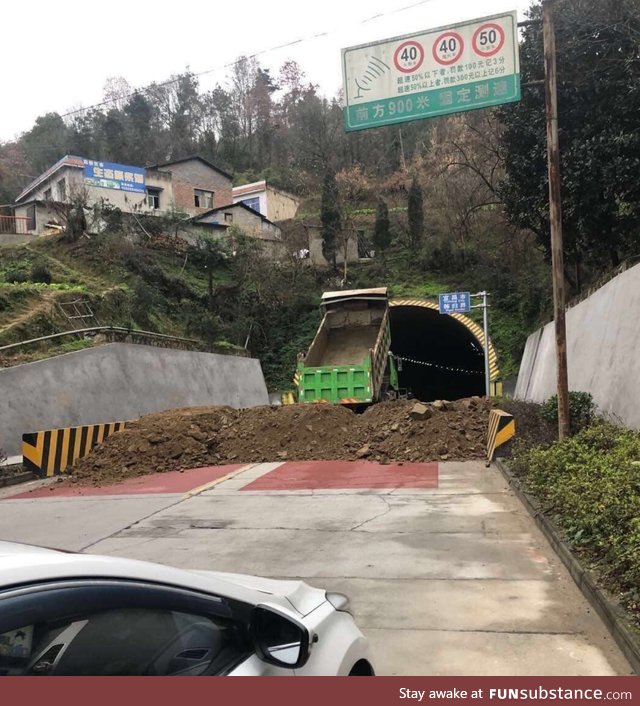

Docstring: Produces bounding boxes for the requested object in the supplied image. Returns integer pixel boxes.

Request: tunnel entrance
[389,304,486,401]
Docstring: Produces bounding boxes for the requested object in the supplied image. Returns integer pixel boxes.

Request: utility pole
[543,0,571,439]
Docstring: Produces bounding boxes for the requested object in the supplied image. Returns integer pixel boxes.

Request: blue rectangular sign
[439,291,471,314]
[83,159,146,194]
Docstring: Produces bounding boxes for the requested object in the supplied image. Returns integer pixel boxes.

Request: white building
[232,181,300,223]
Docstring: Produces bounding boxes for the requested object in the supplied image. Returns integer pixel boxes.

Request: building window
[241,196,261,212]
[57,178,66,201]
[43,188,52,201]
[146,188,161,210]
[357,230,374,259]
[194,189,214,209]
[223,212,233,223]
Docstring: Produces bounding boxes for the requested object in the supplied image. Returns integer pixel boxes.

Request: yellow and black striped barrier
[22,421,127,478]
[486,409,516,466]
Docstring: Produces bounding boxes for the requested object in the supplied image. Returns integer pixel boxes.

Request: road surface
[0,460,632,676]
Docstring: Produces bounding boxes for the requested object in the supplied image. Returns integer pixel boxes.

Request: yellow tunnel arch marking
[389,298,500,382]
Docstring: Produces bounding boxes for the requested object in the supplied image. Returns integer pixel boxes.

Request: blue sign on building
[83,159,146,194]
[439,291,471,314]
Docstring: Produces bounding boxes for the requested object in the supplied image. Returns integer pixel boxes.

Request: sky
[1,0,534,142]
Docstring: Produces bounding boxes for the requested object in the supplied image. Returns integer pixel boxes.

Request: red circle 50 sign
[472,23,505,57]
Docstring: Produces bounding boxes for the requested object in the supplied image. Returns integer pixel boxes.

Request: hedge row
[511,423,640,623]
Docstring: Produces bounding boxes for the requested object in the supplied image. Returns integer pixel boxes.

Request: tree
[407,176,424,248]
[102,76,133,111]
[0,143,31,203]
[21,113,70,172]
[336,165,370,282]
[194,233,227,311]
[45,186,89,242]
[320,170,341,269]
[168,72,202,159]
[120,92,157,164]
[498,0,640,293]
[373,197,392,260]
[250,68,277,168]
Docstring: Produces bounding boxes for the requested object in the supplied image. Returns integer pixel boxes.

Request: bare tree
[44,184,90,242]
[335,165,370,283]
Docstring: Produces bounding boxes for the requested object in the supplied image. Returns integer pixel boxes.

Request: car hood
[191,569,326,617]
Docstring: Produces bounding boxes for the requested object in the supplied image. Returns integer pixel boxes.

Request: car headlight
[326,592,352,615]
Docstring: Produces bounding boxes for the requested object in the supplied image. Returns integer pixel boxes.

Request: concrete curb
[0,470,34,488]
[495,458,640,675]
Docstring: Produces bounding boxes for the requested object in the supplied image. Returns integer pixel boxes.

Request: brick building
[147,156,233,216]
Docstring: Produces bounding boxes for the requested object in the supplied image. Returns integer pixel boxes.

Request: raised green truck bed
[296,288,398,405]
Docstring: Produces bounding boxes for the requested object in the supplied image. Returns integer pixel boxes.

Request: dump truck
[295,287,399,405]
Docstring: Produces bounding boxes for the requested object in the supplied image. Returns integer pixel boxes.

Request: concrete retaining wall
[0,342,269,456]
[515,262,640,428]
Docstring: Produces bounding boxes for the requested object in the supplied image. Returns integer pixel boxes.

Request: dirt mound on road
[70,398,493,485]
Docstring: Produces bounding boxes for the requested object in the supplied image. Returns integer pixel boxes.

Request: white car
[0,541,374,676]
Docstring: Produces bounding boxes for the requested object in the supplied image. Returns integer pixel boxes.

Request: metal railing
[0,215,29,235]
[0,326,248,357]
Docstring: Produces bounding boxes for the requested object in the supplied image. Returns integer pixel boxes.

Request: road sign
[438,292,471,314]
[342,11,520,132]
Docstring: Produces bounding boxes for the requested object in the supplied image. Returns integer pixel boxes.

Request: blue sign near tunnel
[439,292,470,314]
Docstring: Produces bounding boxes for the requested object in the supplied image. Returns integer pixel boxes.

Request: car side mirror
[250,605,311,669]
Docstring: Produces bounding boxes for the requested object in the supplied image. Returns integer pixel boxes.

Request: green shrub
[497,398,557,453]
[542,391,597,434]
[184,306,223,346]
[131,279,160,329]
[517,422,640,619]
[30,263,52,284]
[100,204,123,232]
[4,270,29,284]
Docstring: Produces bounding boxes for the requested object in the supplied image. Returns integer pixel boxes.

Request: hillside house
[6,155,233,236]
[192,201,282,240]
[232,180,299,222]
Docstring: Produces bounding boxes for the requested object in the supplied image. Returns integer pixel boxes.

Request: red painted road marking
[241,460,438,491]
[5,464,244,499]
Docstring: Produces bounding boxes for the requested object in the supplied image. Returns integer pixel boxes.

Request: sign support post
[470,292,491,398]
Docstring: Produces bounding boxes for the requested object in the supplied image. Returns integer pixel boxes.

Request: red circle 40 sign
[393,40,425,73]
[472,22,505,57]
[432,31,464,65]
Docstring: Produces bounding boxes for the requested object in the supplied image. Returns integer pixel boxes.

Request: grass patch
[0,282,87,292]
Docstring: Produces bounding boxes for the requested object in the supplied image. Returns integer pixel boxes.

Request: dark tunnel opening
[389,305,486,401]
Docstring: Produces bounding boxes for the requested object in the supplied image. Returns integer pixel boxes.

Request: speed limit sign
[431,32,464,65]
[472,23,505,57]
[393,40,425,73]
[342,11,520,132]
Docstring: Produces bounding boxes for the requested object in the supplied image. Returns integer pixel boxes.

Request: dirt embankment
[69,398,494,486]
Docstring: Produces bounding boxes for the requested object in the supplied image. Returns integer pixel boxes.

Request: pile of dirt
[70,397,494,486]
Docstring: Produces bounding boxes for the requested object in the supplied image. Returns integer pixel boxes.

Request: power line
[58,0,439,120]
